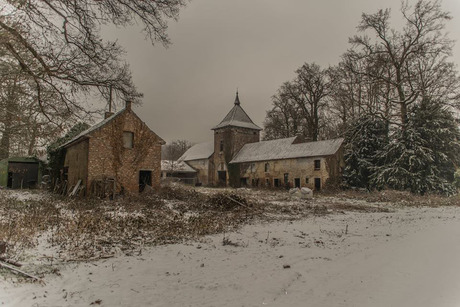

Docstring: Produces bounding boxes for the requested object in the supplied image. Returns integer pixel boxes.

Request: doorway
[294,178,300,188]
[139,170,152,192]
[7,172,13,188]
[314,178,321,191]
[218,171,227,186]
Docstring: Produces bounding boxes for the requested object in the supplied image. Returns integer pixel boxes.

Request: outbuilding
[0,156,43,189]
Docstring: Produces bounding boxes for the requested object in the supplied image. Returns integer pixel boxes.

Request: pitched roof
[59,108,125,148]
[230,137,344,164]
[59,106,165,149]
[179,142,214,161]
[212,93,262,131]
[161,160,196,173]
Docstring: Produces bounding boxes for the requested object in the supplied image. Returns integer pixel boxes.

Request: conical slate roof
[212,92,262,130]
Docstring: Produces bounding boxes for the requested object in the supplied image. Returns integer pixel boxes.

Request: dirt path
[2,206,460,306]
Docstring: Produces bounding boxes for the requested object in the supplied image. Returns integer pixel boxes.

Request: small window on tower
[220,140,224,152]
[123,131,134,148]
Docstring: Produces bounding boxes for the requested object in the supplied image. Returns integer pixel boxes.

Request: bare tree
[0,0,185,123]
[163,139,193,161]
[264,63,334,141]
[348,0,458,133]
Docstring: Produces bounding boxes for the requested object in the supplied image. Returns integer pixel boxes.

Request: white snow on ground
[2,205,460,307]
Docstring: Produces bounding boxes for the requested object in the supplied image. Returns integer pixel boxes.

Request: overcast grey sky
[104,0,460,144]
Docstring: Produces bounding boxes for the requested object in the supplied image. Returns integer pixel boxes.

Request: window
[265,178,270,187]
[123,131,134,148]
[314,159,321,170]
[220,140,224,152]
[274,178,280,187]
[250,163,255,173]
[264,162,270,172]
[305,177,309,184]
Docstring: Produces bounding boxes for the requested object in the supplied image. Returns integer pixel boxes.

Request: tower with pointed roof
[211,92,261,186]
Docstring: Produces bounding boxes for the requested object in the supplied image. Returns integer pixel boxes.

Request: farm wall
[237,153,343,190]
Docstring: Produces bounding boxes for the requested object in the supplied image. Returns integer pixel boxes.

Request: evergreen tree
[372,99,460,195]
[343,115,388,189]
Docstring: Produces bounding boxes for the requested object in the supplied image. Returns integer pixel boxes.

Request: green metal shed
[0,157,43,189]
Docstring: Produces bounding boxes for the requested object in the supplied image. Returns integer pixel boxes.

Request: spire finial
[234,89,240,105]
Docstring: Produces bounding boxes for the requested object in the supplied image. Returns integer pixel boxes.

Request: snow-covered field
[2,192,460,307]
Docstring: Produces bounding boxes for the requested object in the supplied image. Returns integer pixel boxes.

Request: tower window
[220,140,224,152]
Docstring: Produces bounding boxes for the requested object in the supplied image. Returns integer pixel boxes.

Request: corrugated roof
[212,93,262,131]
[59,108,125,148]
[179,142,214,161]
[230,137,344,163]
[161,160,196,173]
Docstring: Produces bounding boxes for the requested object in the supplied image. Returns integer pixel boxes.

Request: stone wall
[237,153,343,190]
[212,127,259,185]
[186,159,210,185]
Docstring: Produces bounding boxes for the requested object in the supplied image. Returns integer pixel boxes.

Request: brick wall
[64,109,163,195]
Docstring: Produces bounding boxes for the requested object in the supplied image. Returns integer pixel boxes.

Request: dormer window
[123,131,134,148]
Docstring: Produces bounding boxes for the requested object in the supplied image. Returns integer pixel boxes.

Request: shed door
[8,162,39,189]
[139,170,152,192]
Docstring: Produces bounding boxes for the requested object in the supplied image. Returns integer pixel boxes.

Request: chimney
[104,111,114,119]
[125,100,132,111]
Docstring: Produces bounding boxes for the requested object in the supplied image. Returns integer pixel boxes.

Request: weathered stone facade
[63,103,164,195]
[238,151,344,190]
[211,127,260,186]
[180,92,344,189]
[186,159,212,185]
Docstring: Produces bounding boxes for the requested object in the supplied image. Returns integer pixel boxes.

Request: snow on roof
[212,97,262,131]
[161,160,196,173]
[59,108,125,148]
[230,137,344,164]
[179,142,214,161]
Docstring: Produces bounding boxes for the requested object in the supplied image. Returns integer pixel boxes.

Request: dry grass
[2,185,457,265]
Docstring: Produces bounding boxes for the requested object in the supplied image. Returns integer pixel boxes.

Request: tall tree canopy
[0,0,185,157]
[0,0,185,120]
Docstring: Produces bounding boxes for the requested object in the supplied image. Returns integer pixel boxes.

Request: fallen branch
[0,261,41,281]
[0,257,22,267]
[224,195,251,210]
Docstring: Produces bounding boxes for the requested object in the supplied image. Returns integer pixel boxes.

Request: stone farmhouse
[179,93,344,190]
[60,101,165,195]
